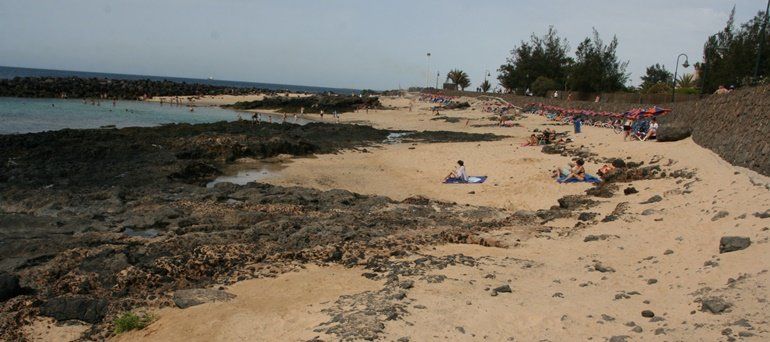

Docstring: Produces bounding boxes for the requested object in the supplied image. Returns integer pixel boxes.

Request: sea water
[0,97,310,134]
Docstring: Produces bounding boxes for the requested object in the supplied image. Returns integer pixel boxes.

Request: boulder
[719,236,751,253]
[173,288,236,309]
[656,125,692,142]
[585,184,616,198]
[541,145,564,155]
[0,273,22,301]
[40,296,108,323]
[578,212,598,221]
[557,195,597,210]
[512,210,537,220]
[493,284,512,293]
[611,158,627,168]
[623,187,638,195]
[640,195,663,204]
[701,297,731,314]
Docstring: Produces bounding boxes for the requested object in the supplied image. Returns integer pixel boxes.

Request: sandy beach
[104,94,770,341]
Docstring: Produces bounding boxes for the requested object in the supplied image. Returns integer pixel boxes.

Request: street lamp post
[672,53,690,103]
[426,53,431,89]
[753,0,770,80]
[436,71,440,89]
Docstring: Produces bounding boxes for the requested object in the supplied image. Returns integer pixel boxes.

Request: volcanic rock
[656,125,692,142]
[719,236,751,253]
[0,273,21,302]
[173,288,236,309]
[40,296,108,323]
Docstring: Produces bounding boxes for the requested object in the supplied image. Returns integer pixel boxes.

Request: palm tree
[480,79,491,92]
[447,69,471,91]
[677,73,695,88]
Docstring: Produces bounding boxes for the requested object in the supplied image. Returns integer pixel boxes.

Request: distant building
[442,76,458,90]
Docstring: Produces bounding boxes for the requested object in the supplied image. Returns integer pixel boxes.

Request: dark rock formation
[640,195,663,204]
[0,121,509,339]
[656,125,692,142]
[40,296,108,323]
[623,187,638,195]
[0,76,263,99]
[0,273,21,301]
[227,95,381,113]
[701,297,731,314]
[173,288,236,309]
[719,236,751,253]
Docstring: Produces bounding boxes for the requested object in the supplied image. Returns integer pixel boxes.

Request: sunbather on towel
[561,159,586,182]
[552,162,575,179]
[523,134,539,146]
[445,160,468,182]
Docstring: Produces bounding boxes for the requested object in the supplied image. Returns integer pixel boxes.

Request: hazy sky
[0,1,764,90]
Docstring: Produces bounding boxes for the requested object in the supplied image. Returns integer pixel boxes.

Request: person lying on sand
[541,129,553,144]
[552,162,575,179]
[597,164,616,178]
[523,134,539,146]
[445,160,468,182]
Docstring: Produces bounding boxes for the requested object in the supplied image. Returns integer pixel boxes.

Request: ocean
[0,66,328,134]
[0,97,309,135]
[0,66,360,95]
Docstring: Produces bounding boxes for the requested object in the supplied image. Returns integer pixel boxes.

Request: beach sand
[146,93,309,107]
[76,94,770,341]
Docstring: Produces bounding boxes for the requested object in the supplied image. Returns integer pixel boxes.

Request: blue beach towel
[557,174,602,184]
[444,176,488,184]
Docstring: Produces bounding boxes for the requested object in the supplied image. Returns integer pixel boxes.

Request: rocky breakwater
[0,121,506,339]
[226,94,382,113]
[0,77,266,100]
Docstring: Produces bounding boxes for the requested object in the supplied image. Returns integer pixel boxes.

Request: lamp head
[683,60,690,68]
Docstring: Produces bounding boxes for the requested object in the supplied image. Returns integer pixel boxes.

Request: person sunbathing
[597,164,616,178]
[445,160,468,182]
[552,162,574,180]
[541,129,553,144]
[642,118,658,141]
[523,134,539,146]
[562,159,586,182]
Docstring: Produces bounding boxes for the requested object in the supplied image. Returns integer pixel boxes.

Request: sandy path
[116,265,381,342]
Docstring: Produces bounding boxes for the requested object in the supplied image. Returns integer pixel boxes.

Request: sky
[0,0,765,90]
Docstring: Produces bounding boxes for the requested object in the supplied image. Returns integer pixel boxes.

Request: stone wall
[665,85,770,175]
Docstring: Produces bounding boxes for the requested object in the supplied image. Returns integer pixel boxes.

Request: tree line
[450,5,768,96]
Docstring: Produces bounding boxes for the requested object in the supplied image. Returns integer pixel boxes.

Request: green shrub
[530,76,561,97]
[644,82,672,94]
[114,312,154,334]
